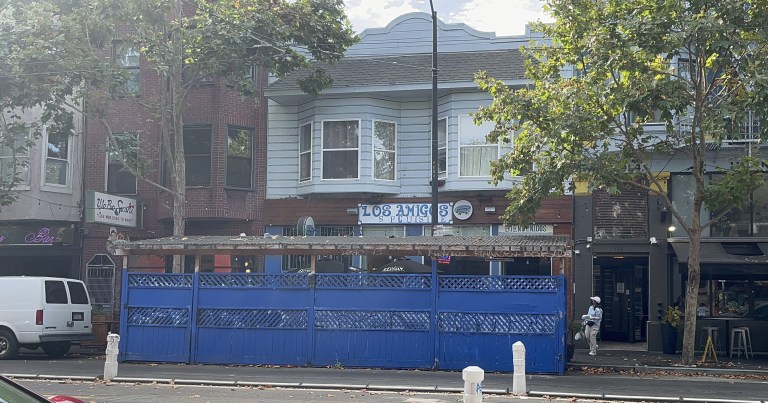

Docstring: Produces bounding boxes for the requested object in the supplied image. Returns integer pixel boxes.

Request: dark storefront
[0,222,82,278]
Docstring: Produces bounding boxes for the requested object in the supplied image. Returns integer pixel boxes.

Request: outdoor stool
[699,326,720,353]
[730,327,753,359]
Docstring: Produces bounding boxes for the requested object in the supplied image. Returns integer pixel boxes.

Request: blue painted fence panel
[119,273,566,374]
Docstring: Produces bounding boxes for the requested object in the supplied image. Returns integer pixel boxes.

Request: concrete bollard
[462,365,484,403]
[512,341,526,395]
[103,332,120,381]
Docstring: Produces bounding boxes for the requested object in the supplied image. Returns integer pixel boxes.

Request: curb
[568,363,768,377]
[529,391,766,403]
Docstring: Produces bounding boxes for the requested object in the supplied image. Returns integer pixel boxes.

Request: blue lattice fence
[194,273,311,365]
[437,275,565,373]
[119,273,194,362]
[120,272,566,373]
[312,273,434,368]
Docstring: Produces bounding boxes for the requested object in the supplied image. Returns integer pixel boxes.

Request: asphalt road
[20,379,596,403]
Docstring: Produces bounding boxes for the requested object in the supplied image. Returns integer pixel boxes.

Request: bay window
[459,116,497,177]
[322,120,359,179]
[373,120,396,180]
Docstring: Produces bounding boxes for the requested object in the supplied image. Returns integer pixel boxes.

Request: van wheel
[0,329,19,360]
[41,341,71,358]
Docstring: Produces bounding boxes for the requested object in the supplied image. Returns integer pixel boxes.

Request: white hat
[590,296,601,304]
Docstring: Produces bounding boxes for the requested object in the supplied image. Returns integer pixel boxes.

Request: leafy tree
[475,0,768,364]
[3,0,356,270]
[0,0,113,210]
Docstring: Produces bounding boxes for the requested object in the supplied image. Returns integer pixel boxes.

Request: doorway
[593,256,649,342]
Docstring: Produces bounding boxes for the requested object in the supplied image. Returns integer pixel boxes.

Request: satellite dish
[297,216,316,236]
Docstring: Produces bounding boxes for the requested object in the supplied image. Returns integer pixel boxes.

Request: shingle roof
[266,50,526,93]
[110,235,570,258]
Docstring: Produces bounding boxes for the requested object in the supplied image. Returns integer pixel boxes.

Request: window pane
[184,126,211,186]
[300,124,311,152]
[373,121,395,151]
[67,281,89,304]
[107,165,137,194]
[227,128,252,158]
[45,159,68,185]
[459,146,496,177]
[459,118,494,145]
[300,153,311,181]
[226,157,252,188]
[374,150,395,180]
[754,182,768,236]
[183,126,212,154]
[323,150,358,179]
[45,281,68,304]
[323,121,358,149]
[185,156,211,186]
[107,134,138,194]
[47,131,68,159]
[438,148,446,176]
[437,118,446,147]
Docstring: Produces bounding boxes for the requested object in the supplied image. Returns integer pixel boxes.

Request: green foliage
[660,305,682,329]
[475,0,768,365]
[475,0,768,227]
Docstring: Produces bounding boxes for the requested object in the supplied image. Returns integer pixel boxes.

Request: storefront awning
[671,241,768,265]
[671,241,768,279]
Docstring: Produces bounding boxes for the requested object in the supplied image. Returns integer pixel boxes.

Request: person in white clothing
[582,296,603,356]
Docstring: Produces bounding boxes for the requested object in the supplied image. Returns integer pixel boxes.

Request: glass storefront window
[714,280,750,317]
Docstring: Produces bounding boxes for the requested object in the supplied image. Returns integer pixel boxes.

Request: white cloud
[343,0,426,33]
[448,0,551,36]
[344,0,551,36]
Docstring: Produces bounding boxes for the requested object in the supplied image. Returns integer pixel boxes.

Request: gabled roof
[265,50,526,95]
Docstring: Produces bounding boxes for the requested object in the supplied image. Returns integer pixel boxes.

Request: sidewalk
[569,342,768,376]
[2,344,767,402]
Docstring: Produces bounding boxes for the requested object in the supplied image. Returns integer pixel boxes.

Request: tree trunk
[681,224,703,364]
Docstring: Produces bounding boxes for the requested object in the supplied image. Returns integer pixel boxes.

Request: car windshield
[0,376,48,403]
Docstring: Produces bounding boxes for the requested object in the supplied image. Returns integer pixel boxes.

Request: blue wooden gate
[119,272,566,374]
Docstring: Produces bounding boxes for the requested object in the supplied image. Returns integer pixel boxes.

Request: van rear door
[42,280,91,336]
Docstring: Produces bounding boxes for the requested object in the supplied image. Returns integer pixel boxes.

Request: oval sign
[452,200,473,221]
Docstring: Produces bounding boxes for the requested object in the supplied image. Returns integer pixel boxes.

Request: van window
[67,281,89,304]
[45,281,68,304]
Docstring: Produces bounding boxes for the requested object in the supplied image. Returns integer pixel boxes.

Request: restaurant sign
[0,224,75,246]
[358,203,453,225]
[501,224,554,236]
[85,191,138,228]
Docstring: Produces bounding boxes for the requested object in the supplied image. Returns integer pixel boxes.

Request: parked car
[0,374,84,403]
[0,277,93,359]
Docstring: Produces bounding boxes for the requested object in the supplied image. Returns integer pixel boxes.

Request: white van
[0,277,93,359]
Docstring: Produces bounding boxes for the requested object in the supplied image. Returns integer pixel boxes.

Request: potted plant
[659,305,682,354]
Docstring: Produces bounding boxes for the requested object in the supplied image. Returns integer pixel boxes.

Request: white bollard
[103,332,120,381]
[512,341,527,395]
[462,366,484,403]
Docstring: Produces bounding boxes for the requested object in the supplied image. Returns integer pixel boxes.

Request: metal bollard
[462,366,484,403]
[512,341,526,395]
[103,332,120,381]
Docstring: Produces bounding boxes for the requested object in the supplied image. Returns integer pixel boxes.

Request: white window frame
[372,120,396,181]
[298,122,312,183]
[41,126,71,189]
[105,133,138,195]
[321,119,360,180]
[0,129,30,188]
[458,115,498,178]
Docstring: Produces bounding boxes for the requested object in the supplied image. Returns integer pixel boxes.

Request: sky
[343,0,552,37]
